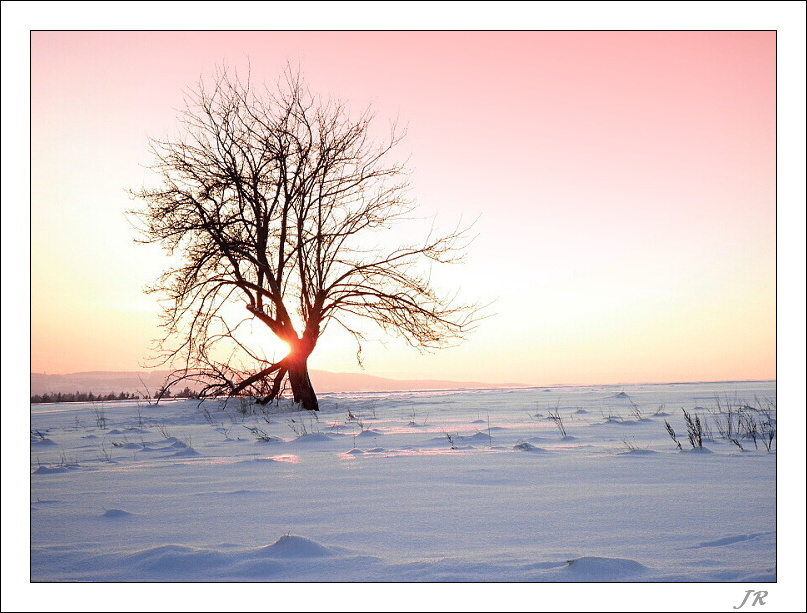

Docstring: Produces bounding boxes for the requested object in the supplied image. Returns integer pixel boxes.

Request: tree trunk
[286,352,319,411]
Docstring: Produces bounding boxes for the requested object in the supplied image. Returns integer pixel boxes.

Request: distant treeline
[30,387,198,404]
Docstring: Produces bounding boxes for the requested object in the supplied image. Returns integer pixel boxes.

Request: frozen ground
[14,378,806,610]
[24,381,783,588]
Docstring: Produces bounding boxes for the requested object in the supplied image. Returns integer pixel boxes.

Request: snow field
[29,382,776,585]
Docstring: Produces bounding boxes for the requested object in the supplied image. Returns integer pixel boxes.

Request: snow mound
[291,433,332,443]
[171,447,201,457]
[194,489,263,496]
[429,435,451,443]
[458,432,491,443]
[564,556,647,579]
[131,544,227,573]
[33,466,71,474]
[102,509,134,518]
[259,535,333,558]
[695,533,768,548]
[682,446,713,454]
[357,429,382,437]
[611,392,631,399]
[225,559,285,578]
[514,442,546,452]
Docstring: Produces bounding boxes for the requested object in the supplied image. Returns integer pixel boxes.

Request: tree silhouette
[131,67,479,411]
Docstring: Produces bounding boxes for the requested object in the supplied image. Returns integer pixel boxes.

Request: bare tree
[130,67,479,411]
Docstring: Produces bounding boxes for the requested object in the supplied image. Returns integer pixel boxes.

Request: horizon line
[30,369,776,390]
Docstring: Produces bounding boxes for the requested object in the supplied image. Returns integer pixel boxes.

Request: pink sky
[28,30,778,384]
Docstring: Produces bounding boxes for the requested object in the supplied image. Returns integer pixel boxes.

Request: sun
[219,301,291,363]
[241,319,291,362]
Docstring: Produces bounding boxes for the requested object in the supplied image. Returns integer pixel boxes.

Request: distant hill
[30,370,523,396]
[308,370,522,393]
[31,371,172,397]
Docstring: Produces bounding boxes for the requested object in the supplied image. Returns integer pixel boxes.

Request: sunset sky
[17,19,796,386]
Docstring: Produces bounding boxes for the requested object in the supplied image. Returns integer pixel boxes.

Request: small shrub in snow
[601,410,622,423]
[286,418,309,437]
[664,420,683,451]
[94,406,108,430]
[57,448,79,468]
[682,409,703,449]
[628,399,643,421]
[699,417,715,442]
[237,397,253,415]
[244,425,275,442]
[622,439,647,452]
[98,444,113,462]
[747,399,775,452]
[408,408,429,426]
[706,397,775,452]
[547,409,567,437]
[759,414,776,452]
[740,413,758,449]
[711,395,742,440]
[202,406,216,426]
